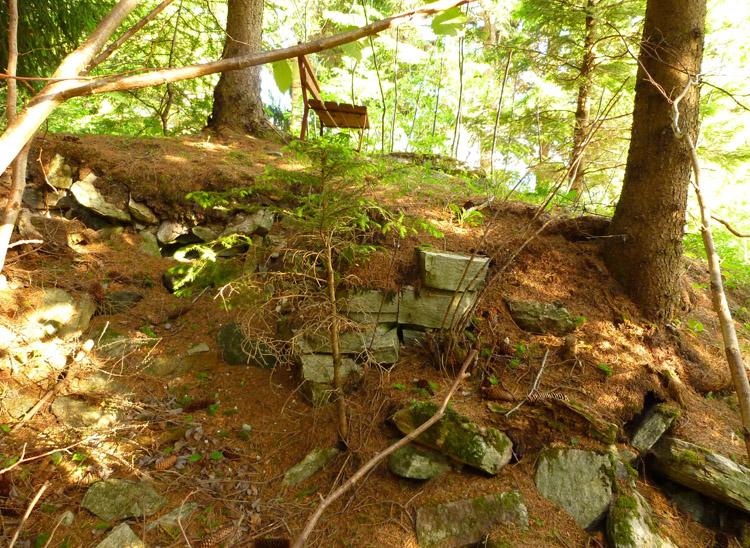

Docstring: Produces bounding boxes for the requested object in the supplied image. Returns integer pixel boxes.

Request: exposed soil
[1,133,749,548]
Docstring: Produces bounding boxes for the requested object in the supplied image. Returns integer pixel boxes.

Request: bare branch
[86,0,179,73]
[8,482,49,548]
[712,214,750,238]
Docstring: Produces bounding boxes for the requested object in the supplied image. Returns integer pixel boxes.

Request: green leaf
[272,60,293,94]
[49,451,63,465]
[188,454,202,462]
[209,451,224,460]
[341,40,364,61]
[391,383,406,390]
[34,533,52,548]
[0,424,10,432]
[431,7,468,36]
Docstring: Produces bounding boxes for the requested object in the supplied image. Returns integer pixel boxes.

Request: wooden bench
[298,54,370,151]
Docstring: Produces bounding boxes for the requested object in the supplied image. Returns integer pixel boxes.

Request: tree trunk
[205,0,269,136]
[568,0,598,195]
[603,0,706,320]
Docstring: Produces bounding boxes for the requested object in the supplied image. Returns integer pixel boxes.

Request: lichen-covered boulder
[535,448,615,529]
[95,523,144,548]
[506,300,578,336]
[392,402,512,474]
[415,491,528,548]
[607,489,678,548]
[388,443,451,479]
[652,436,750,513]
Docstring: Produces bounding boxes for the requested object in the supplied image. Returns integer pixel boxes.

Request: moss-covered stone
[652,437,750,513]
[388,443,451,479]
[392,402,512,475]
[415,491,528,548]
[631,404,678,452]
[606,488,678,548]
[535,448,615,529]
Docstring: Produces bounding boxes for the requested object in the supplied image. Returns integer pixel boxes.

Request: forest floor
[1,132,749,548]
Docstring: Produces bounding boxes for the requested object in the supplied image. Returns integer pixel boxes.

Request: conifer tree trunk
[603,0,707,320]
[206,0,269,136]
[568,0,598,194]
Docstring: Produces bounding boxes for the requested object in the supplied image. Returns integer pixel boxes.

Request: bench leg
[300,107,309,140]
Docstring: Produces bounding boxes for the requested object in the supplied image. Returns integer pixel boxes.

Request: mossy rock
[392,402,512,475]
[606,488,678,548]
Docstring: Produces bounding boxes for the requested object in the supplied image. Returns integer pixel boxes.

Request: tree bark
[602,0,706,320]
[568,0,598,195]
[205,0,268,136]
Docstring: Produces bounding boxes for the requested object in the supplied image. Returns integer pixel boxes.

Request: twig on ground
[505,349,550,417]
[177,490,197,548]
[291,349,478,548]
[8,481,49,548]
[1,435,101,474]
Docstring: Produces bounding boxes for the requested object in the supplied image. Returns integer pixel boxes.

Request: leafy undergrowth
[0,133,749,547]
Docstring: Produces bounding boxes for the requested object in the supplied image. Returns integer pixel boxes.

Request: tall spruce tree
[603,0,707,320]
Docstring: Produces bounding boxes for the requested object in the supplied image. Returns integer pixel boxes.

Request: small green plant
[209,451,224,460]
[139,325,157,338]
[597,363,614,376]
[392,383,406,390]
[488,376,500,386]
[447,203,484,227]
[685,319,704,336]
[188,454,202,462]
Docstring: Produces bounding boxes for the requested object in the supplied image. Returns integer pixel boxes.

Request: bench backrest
[298,55,323,104]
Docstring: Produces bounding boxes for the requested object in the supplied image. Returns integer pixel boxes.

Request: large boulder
[415,491,528,548]
[392,402,512,475]
[652,436,750,513]
[606,489,678,548]
[506,300,578,336]
[535,448,615,529]
[417,247,490,292]
[217,322,277,368]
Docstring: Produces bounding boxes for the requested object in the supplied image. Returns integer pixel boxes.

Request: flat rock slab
[535,448,614,529]
[652,436,750,513]
[70,175,131,222]
[338,289,399,323]
[299,354,363,407]
[392,402,512,475]
[146,502,201,531]
[398,287,476,329]
[51,396,120,430]
[297,325,399,364]
[417,247,490,292]
[388,443,452,479]
[607,489,678,548]
[506,300,577,336]
[82,479,166,522]
[416,491,528,548]
[282,447,339,487]
[1,389,35,419]
[101,291,143,314]
[95,523,144,548]
[630,404,679,452]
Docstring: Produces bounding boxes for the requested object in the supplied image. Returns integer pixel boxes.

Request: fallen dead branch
[506,348,550,417]
[291,349,478,548]
[671,76,750,462]
[8,481,49,548]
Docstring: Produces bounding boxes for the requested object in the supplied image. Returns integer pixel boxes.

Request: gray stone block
[338,289,398,323]
[417,247,489,292]
[415,491,528,548]
[398,287,476,329]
